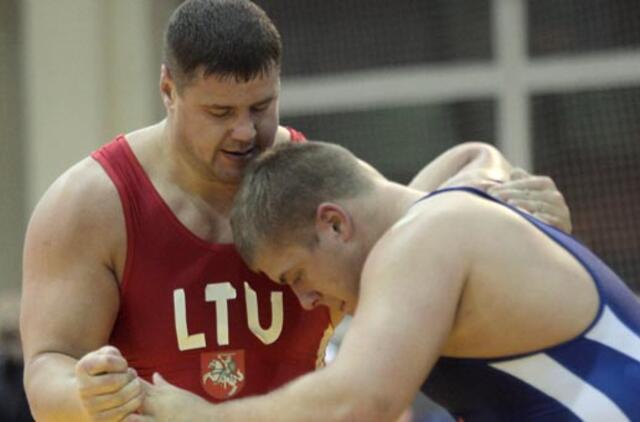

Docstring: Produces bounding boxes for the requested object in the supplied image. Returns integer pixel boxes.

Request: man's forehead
[192,73,279,103]
[195,64,279,85]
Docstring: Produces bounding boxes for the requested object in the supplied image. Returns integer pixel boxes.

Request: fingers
[152,372,168,386]
[76,346,129,377]
[77,366,136,397]
[75,346,132,399]
[485,167,573,233]
[489,188,564,206]
[83,373,143,413]
[136,373,162,399]
[138,374,165,415]
[493,194,559,215]
[489,167,557,193]
[89,391,144,422]
[491,175,556,193]
[123,415,155,422]
[139,375,153,394]
[489,192,572,232]
[75,346,143,421]
[499,198,542,213]
[77,371,141,420]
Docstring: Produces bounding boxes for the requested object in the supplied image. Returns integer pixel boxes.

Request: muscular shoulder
[26,156,124,266]
[403,190,521,243]
[378,192,484,254]
[363,190,514,283]
[37,157,120,225]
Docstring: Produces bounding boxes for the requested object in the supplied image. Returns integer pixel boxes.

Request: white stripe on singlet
[490,353,629,422]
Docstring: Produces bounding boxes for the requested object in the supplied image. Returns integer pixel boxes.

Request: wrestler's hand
[488,168,572,233]
[75,345,143,421]
[125,373,211,422]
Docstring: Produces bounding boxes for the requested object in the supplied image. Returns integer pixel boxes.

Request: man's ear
[160,64,177,110]
[315,203,354,241]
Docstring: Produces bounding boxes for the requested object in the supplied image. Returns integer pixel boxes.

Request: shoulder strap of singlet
[91,134,154,203]
[91,135,159,289]
[416,186,562,233]
[286,127,307,143]
[421,186,498,204]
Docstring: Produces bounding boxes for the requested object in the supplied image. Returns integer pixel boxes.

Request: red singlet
[91,129,332,401]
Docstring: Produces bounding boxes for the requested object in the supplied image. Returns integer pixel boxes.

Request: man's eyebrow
[206,104,230,109]
[252,96,275,106]
[205,96,275,110]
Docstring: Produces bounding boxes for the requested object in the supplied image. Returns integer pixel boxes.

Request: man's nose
[231,112,256,142]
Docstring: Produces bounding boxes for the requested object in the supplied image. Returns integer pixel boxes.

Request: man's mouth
[222,147,255,156]
[221,147,257,160]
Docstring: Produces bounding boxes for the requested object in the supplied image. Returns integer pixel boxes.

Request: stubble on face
[171,68,281,187]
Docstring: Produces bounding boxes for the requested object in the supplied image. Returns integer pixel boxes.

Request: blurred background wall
[2,0,639,308]
[1,0,25,297]
[268,0,640,290]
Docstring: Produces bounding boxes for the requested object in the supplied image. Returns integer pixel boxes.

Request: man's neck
[354,182,424,252]
[158,121,240,211]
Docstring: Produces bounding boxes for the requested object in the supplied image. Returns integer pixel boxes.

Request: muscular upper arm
[21,158,124,366]
[330,203,471,419]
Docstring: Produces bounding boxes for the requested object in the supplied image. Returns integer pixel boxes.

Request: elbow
[456,141,501,159]
[23,354,72,422]
[23,360,45,421]
[457,141,510,179]
[23,384,44,422]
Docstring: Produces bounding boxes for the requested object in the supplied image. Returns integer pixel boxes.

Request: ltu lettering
[173,282,284,351]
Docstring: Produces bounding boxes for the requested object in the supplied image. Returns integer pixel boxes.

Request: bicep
[21,176,121,363]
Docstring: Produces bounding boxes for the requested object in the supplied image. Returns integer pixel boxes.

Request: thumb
[153,372,169,386]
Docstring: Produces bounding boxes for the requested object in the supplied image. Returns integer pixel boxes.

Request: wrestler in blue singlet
[421,187,640,422]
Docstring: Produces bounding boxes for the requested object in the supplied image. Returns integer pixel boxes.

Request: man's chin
[208,168,245,186]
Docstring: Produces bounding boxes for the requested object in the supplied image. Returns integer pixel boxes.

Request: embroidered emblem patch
[201,349,246,399]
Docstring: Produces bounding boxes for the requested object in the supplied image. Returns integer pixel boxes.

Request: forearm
[409,142,511,191]
[25,353,90,422]
[208,366,389,422]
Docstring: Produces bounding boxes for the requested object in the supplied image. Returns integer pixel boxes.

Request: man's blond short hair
[231,141,375,267]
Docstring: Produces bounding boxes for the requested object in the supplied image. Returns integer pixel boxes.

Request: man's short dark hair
[164,0,282,89]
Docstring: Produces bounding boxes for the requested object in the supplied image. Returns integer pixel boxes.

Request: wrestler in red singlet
[91,129,333,402]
